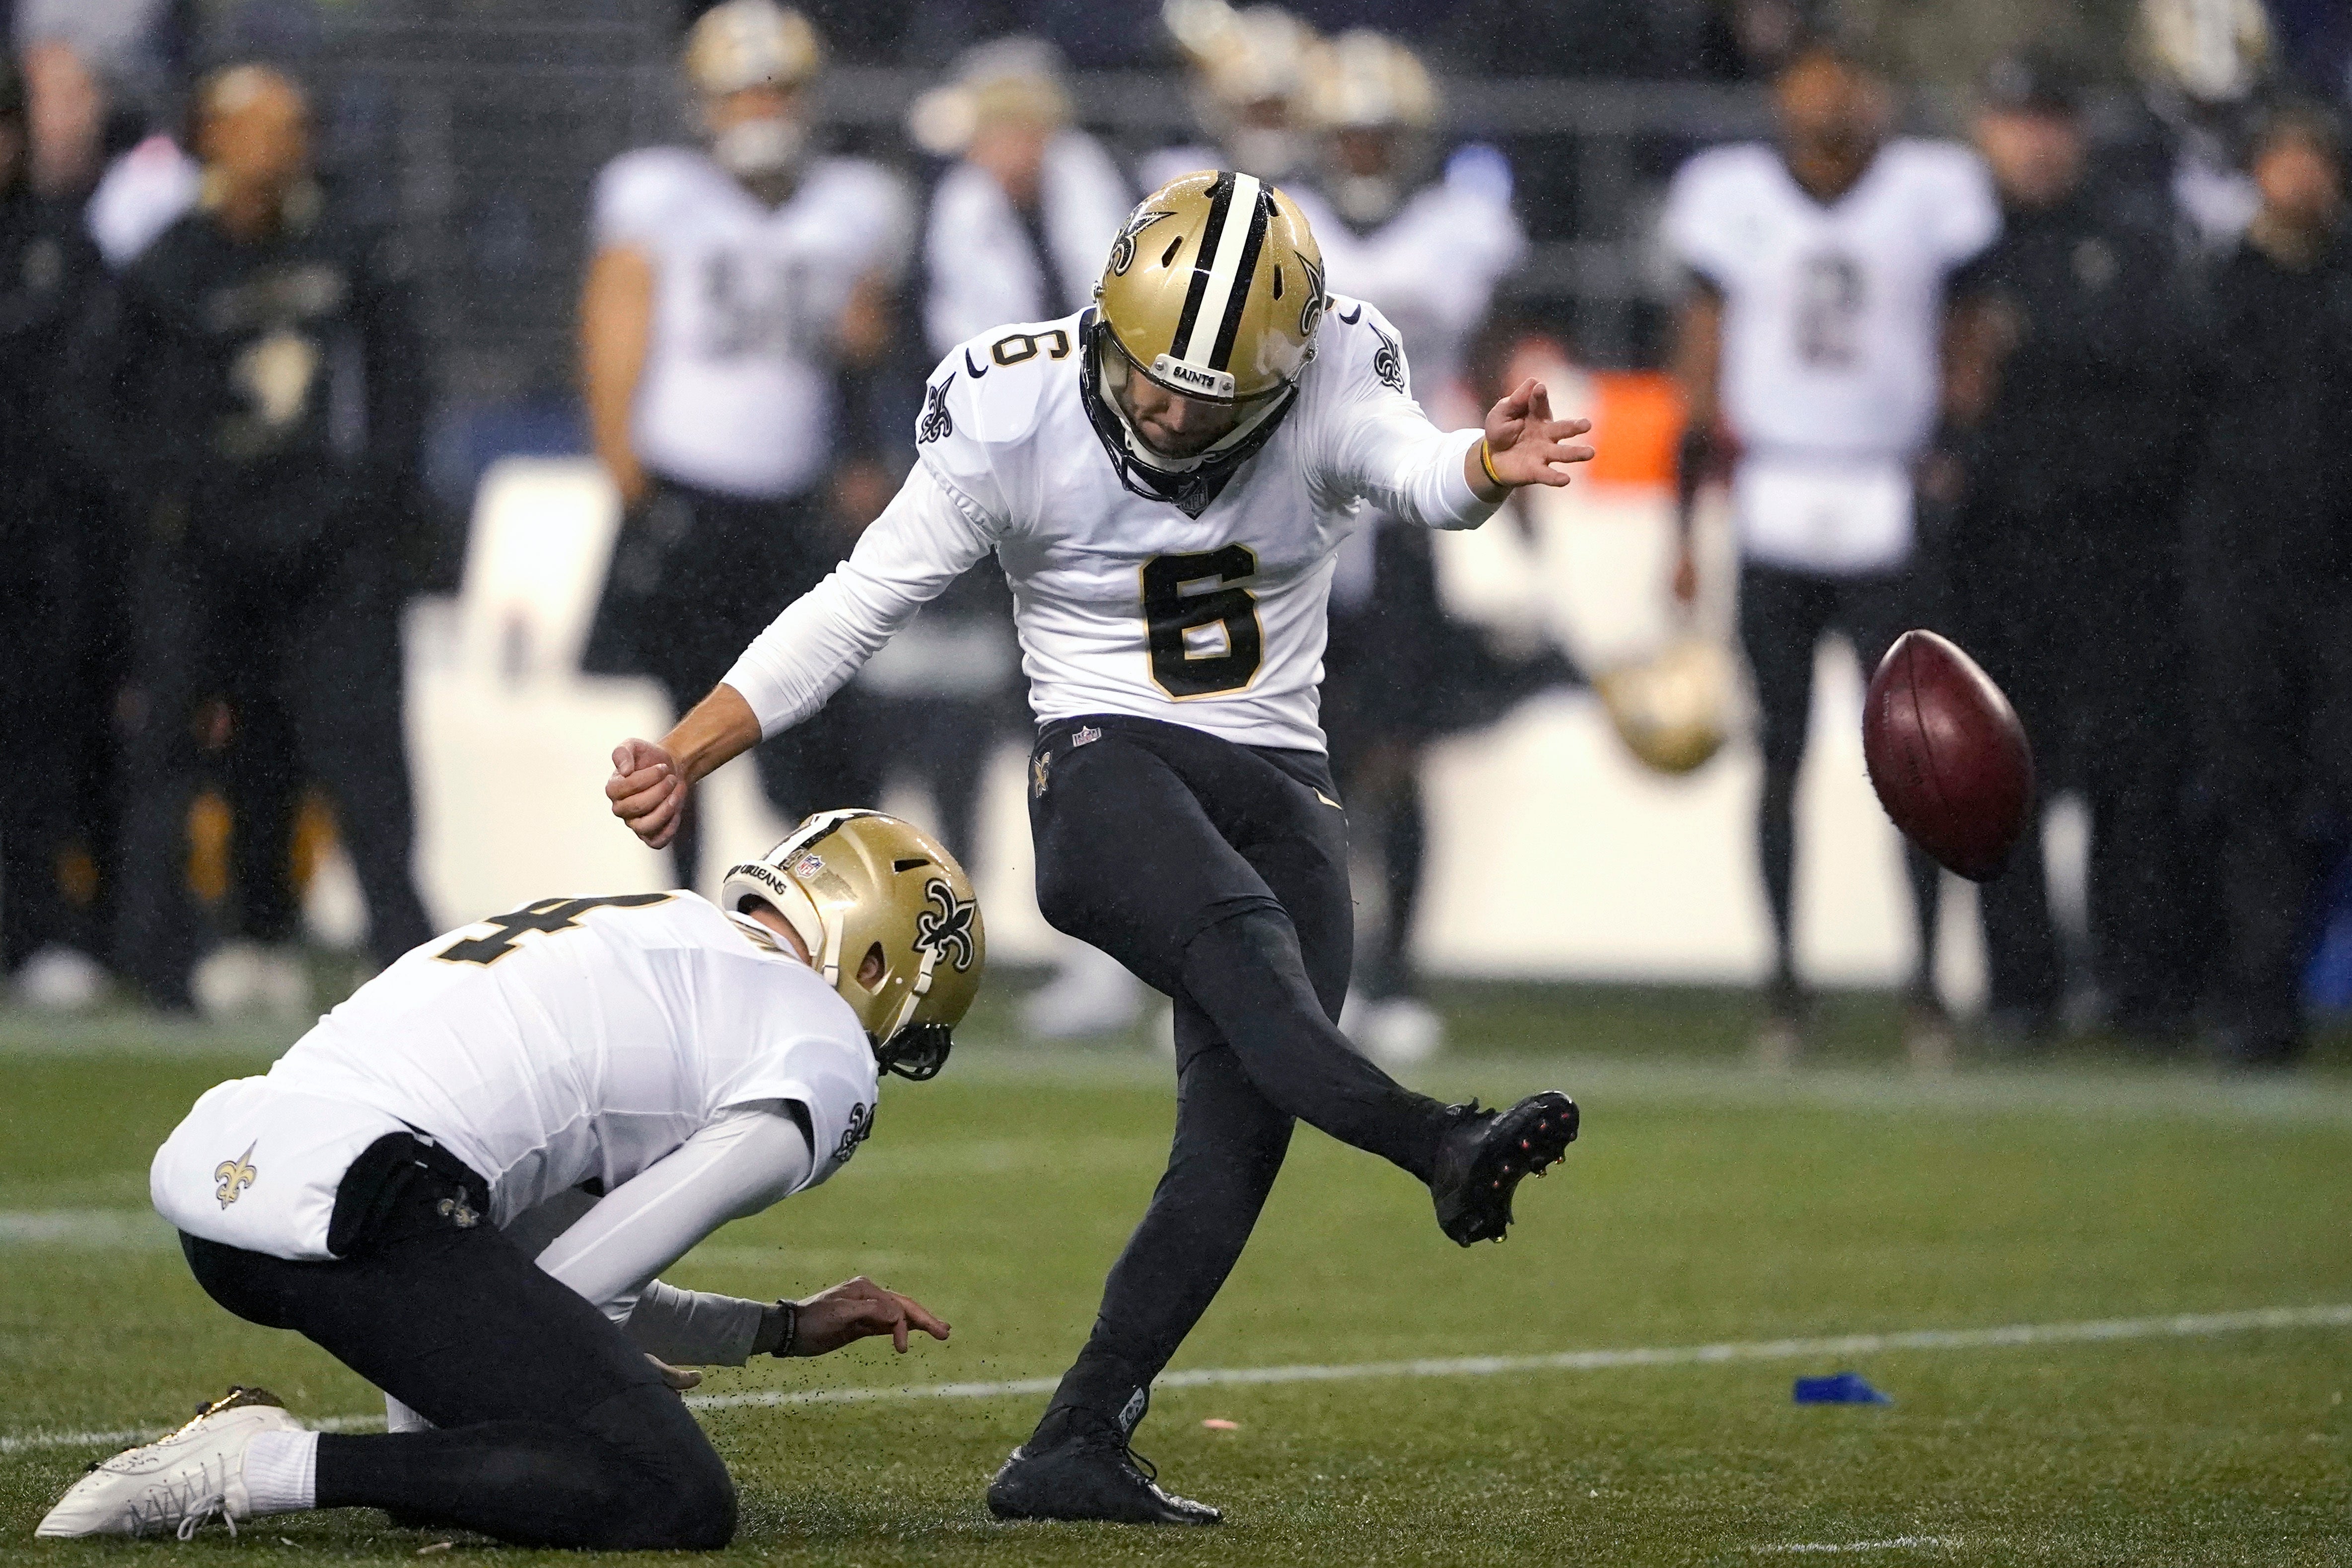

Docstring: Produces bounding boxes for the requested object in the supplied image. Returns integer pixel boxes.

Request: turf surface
[2,988,2348,1564]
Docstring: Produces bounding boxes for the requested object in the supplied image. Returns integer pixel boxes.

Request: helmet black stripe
[1206,186,1274,373]
[1169,171,1236,363]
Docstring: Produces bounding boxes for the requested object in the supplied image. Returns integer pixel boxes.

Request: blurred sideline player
[2181,104,2352,1069]
[37,812,977,1547]
[75,64,437,1012]
[580,0,910,890]
[0,52,108,1009]
[1947,52,2204,1045]
[1292,30,1528,1064]
[1144,0,1322,191]
[1665,36,1998,1069]
[902,42,1137,1036]
[609,171,1589,1522]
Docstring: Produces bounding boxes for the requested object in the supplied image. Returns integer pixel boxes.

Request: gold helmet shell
[685,0,823,98]
[1095,169,1324,405]
[1593,637,1733,777]
[721,810,984,1080]
[1305,29,1438,132]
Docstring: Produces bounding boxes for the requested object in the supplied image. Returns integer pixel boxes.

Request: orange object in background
[1583,370,1684,490]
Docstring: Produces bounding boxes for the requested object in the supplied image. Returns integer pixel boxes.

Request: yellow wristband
[1478,437,1505,490]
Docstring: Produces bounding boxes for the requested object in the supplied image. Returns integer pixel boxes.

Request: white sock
[241,1429,318,1515]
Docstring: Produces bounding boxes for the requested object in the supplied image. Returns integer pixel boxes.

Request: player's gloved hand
[1473,377,1596,501]
[607,737,686,849]
[782,1276,951,1356]
[646,1354,703,1391]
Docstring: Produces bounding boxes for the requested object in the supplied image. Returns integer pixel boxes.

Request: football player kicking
[36,812,981,1549]
[607,171,1591,1525]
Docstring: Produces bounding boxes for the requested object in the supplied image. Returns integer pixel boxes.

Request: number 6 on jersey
[1142,545,1264,698]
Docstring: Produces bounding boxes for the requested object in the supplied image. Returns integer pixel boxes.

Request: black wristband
[756,1298,798,1359]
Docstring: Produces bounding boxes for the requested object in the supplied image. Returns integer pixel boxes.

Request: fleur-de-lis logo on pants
[214,1143,259,1209]
[914,880,978,973]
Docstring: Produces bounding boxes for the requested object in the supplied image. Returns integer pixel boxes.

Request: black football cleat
[986,1415,1220,1526]
[1429,1090,1579,1246]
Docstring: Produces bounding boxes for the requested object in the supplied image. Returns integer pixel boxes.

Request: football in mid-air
[1861,630,2034,882]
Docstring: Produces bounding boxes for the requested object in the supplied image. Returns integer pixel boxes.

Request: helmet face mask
[1083,170,1325,517]
[720,811,985,1081]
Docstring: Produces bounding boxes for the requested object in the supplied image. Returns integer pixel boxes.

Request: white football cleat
[16,944,105,1012]
[36,1387,302,1540]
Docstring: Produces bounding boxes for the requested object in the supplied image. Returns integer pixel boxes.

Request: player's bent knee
[581,1386,738,1549]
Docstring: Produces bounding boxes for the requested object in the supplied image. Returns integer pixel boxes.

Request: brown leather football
[1862,630,2034,882]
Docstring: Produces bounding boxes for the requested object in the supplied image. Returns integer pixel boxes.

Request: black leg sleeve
[1178,906,1445,1177]
[1043,1044,1294,1427]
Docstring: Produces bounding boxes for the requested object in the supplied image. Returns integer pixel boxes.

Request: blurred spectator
[1145,0,1322,189]
[1289,30,1527,1064]
[71,63,435,1010]
[911,39,1127,353]
[1944,51,2205,1046]
[578,0,911,889]
[1663,37,1997,1069]
[0,50,109,1008]
[2131,0,2275,250]
[2181,100,2352,1069]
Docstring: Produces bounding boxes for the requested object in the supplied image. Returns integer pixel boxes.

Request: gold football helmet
[1163,0,1324,180]
[1083,170,1326,516]
[1305,30,1439,226]
[1593,637,1733,777]
[721,810,985,1080]
[686,0,822,96]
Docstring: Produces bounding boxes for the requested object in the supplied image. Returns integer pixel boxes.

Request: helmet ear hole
[855,941,887,991]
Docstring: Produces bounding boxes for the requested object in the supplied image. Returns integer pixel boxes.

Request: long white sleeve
[1340,418,1497,533]
[532,1104,815,1366]
[721,464,997,737]
[1308,299,1501,534]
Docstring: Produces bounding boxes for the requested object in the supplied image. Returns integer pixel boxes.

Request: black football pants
[1739,560,1941,994]
[115,532,432,1006]
[2187,561,2352,1062]
[182,1136,734,1549]
[1024,714,1451,1434]
[1946,500,2205,1030]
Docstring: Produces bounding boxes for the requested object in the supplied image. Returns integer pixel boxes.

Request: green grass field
[3,987,2349,1565]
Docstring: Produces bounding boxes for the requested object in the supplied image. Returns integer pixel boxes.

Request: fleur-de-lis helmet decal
[914,879,978,972]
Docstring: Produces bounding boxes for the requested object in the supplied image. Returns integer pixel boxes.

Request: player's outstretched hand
[792,1276,951,1356]
[1481,377,1596,493]
[608,737,687,850]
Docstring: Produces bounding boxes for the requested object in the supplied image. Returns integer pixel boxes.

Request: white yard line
[1753,1539,1962,1554]
[8,1303,2346,1455]
[0,1210,174,1248]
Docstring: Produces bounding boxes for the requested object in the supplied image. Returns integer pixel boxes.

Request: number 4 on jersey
[436,894,675,966]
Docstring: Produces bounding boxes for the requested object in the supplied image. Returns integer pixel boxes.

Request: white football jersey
[922,130,1131,356]
[1663,139,1996,462]
[723,295,1497,754]
[152,892,878,1259]
[594,148,912,498]
[1288,149,1526,395]
[1664,139,1996,574]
